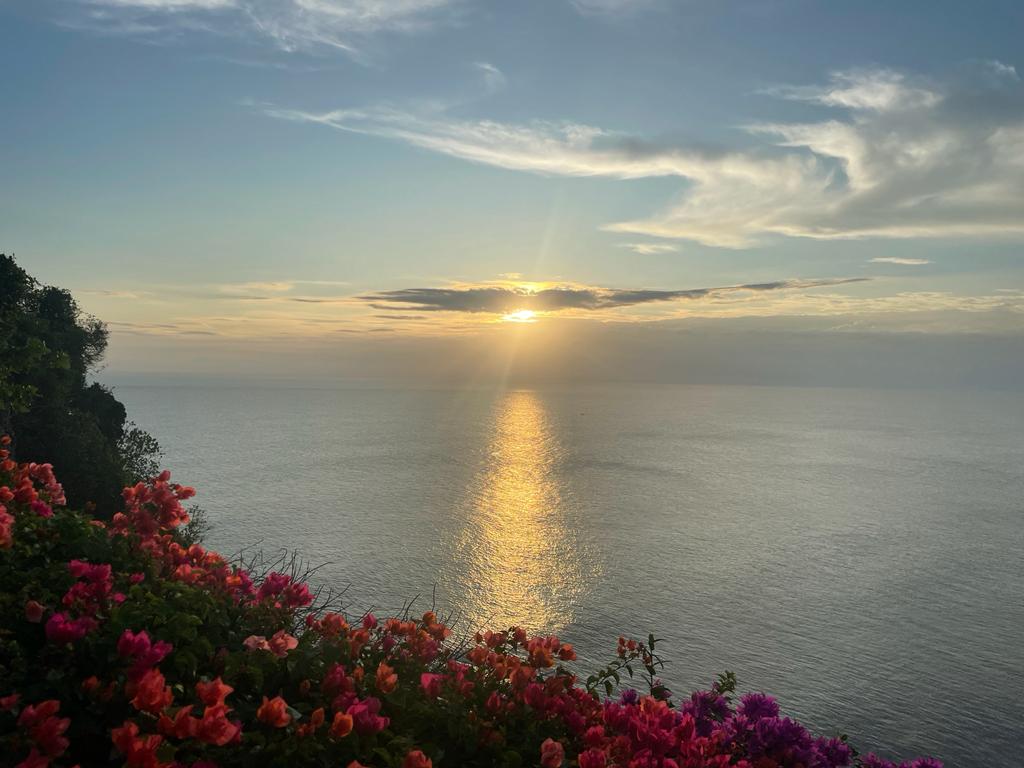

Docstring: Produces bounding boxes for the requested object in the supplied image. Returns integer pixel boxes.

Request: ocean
[115,383,1024,767]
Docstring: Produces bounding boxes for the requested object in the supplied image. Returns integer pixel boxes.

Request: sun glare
[503,309,537,323]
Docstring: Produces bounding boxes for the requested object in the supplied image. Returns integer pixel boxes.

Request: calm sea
[116,383,1024,767]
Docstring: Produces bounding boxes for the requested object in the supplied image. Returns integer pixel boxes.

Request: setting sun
[502,309,537,323]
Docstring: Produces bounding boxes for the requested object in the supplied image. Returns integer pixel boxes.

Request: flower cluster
[0,437,943,768]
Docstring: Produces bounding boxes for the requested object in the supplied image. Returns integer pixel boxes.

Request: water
[115,383,1024,767]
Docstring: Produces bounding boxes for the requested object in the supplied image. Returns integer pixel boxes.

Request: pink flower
[267,630,298,658]
[29,500,52,518]
[243,635,270,652]
[118,629,152,658]
[44,612,96,645]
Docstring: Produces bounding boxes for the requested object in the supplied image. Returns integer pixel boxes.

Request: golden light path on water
[450,390,593,636]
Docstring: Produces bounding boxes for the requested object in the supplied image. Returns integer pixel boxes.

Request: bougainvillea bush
[0,437,941,768]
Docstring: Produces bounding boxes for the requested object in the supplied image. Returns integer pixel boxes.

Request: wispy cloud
[869,257,931,266]
[362,277,868,314]
[56,0,458,56]
[569,0,659,16]
[473,61,506,94]
[620,242,679,255]
[268,62,1024,247]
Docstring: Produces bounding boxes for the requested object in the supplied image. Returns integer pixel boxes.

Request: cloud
[60,0,457,55]
[569,0,659,16]
[362,277,868,314]
[869,257,931,266]
[620,242,679,255]
[269,62,1024,247]
[473,61,506,94]
[766,68,942,112]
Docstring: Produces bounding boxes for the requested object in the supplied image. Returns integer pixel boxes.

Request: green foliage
[0,254,162,515]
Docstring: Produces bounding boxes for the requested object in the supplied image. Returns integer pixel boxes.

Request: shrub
[0,436,940,768]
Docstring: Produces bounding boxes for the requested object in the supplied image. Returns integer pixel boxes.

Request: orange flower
[297,707,325,738]
[195,677,233,708]
[330,711,354,739]
[376,662,398,694]
[197,704,240,746]
[256,696,290,728]
[131,668,172,715]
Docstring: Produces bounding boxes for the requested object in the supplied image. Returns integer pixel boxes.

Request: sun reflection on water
[452,390,592,635]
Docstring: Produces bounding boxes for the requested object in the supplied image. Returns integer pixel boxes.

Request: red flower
[420,672,443,698]
[24,600,45,623]
[159,705,199,740]
[578,748,607,768]
[540,738,565,768]
[0,507,13,549]
[403,749,433,768]
[131,669,172,715]
[256,696,290,728]
[31,713,71,756]
[111,720,164,768]
[1,693,20,711]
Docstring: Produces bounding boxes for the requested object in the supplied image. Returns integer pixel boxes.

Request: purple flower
[738,692,780,721]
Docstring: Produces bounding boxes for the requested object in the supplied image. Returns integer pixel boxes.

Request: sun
[502,309,537,323]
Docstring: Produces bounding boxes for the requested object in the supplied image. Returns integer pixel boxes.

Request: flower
[111,720,164,768]
[196,677,233,708]
[267,629,298,658]
[738,691,780,721]
[197,704,241,746]
[44,612,97,645]
[349,697,389,735]
[256,696,290,728]
[131,669,172,716]
[540,738,565,768]
[403,749,433,768]
[330,711,354,739]
[24,600,45,623]
[30,500,53,518]
[243,634,270,652]
[376,662,398,694]
[420,672,443,698]
[0,507,13,549]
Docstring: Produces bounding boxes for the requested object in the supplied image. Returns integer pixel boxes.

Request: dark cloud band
[362,278,868,314]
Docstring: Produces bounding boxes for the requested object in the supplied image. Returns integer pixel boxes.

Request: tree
[0,253,162,513]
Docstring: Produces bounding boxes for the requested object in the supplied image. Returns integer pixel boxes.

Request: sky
[1,0,1023,387]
